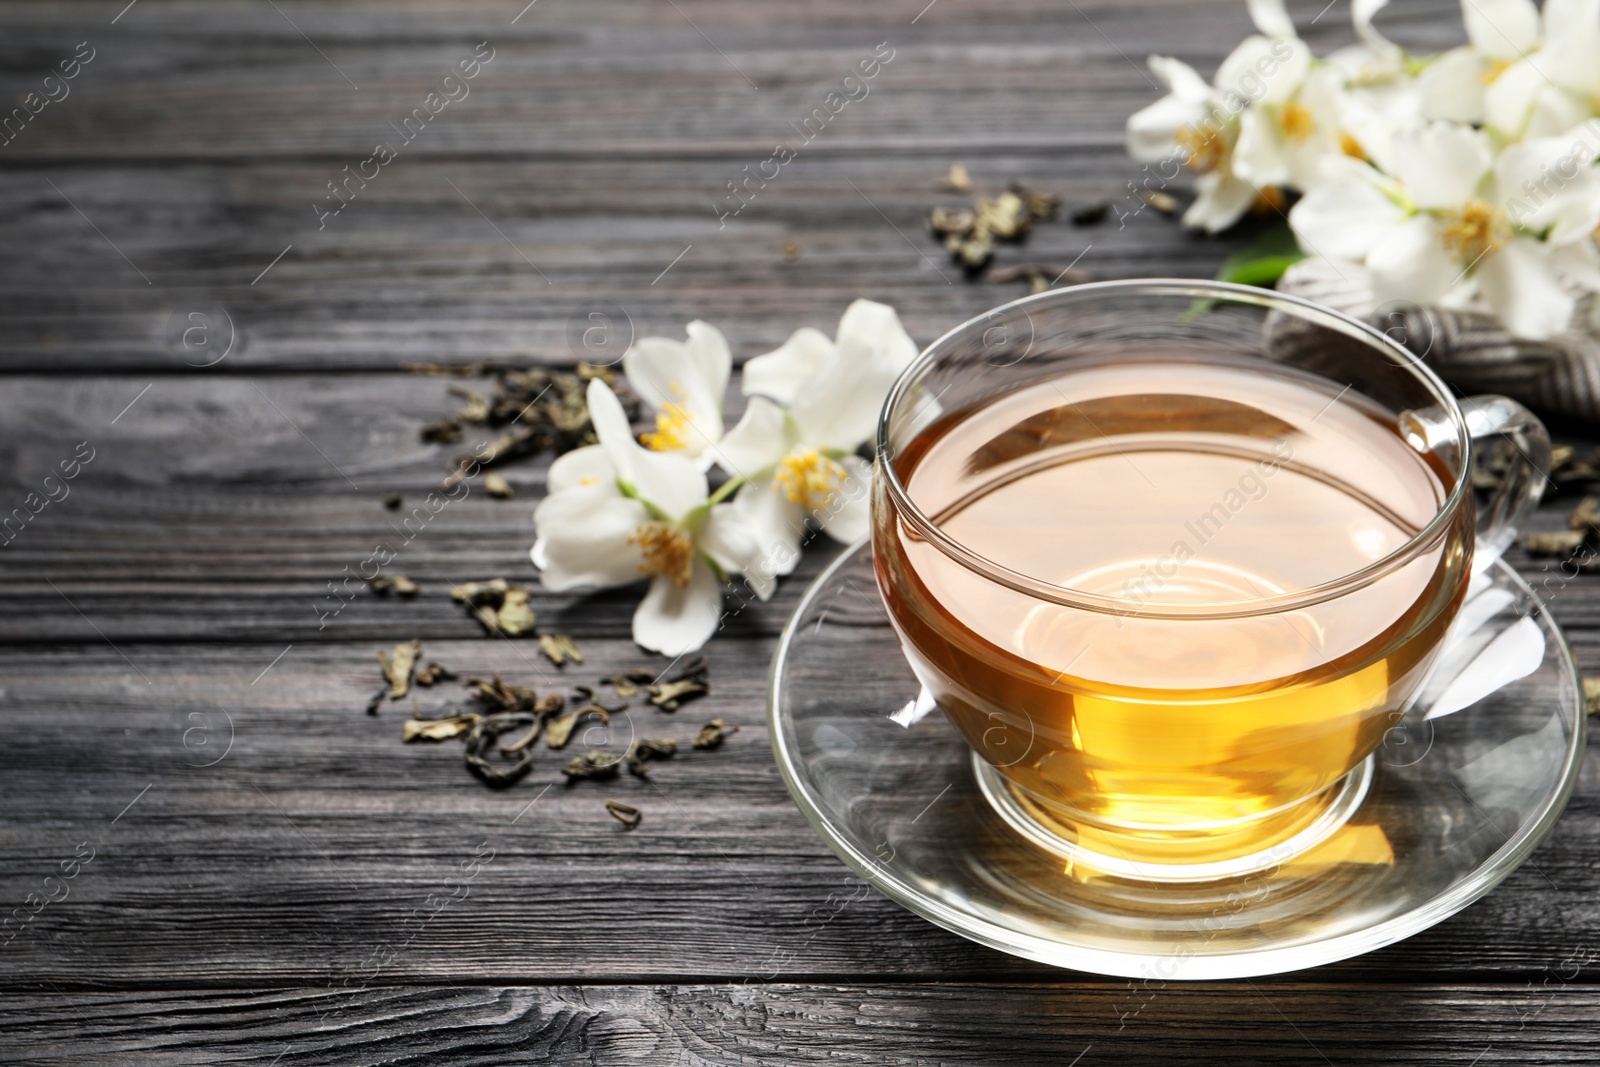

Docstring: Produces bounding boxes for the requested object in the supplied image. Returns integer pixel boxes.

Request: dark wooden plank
[2,983,1600,1066]
[0,638,1597,986]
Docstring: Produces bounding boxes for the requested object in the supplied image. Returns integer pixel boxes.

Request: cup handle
[1404,395,1551,570]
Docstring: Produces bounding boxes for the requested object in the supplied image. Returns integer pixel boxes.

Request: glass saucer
[768,541,1586,979]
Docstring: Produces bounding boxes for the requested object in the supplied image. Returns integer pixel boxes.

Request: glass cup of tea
[871,279,1550,882]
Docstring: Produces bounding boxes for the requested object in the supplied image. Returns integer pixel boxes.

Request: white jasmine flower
[622,320,732,470]
[1415,0,1600,138]
[531,379,768,656]
[715,299,917,577]
[1290,122,1600,338]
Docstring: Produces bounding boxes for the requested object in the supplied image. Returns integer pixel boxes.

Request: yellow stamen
[1338,132,1368,161]
[1174,122,1226,174]
[628,522,694,588]
[579,477,600,487]
[1280,102,1315,142]
[1482,59,1512,86]
[776,449,849,511]
[1440,198,1508,265]
[1249,186,1287,215]
[640,384,695,453]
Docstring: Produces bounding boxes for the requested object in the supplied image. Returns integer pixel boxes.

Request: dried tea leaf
[366,576,395,595]
[545,705,611,750]
[692,718,740,750]
[1016,185,1061,221]
[403,714,481,742]
[467,673,541,714]
[498,718,542,754]
[538,633,583,667]
[605,799,642,830]
[1070,200,1110,225]
[1140,189,1180,215]
[448,386,491,424]
[452,578,510,608]
[603,668,656,699]
[951,227,994,272]
[421,417,463,445]
[378,639,422,700]
[1570,497,1600,534]
[928,206,976,237]
[648,679,708,712]
[626,738,677,777]
[782,240,800,259]
[495,587,538,637]
[365,685,387,716]
[391,576,419,597]
[415,662,457,687]
[382,492,404,510]
[465,715,536,789]
[939,162,972,192]
[975,192,1032,240]
[535,692,566,717]
[1586,677,1600,715]
[563,750,622,781]
[1524,530,1587,557]
[484,472,513,499]
[574,685,627,714]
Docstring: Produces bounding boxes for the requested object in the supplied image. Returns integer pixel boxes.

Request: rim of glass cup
[876,278,1473,622]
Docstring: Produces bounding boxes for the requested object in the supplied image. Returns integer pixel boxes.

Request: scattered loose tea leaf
[626,738,677,777]
[574,685,628,714]
[939,162,972,192]
[378,639,422,700]
[605,799,642,830]
[545,705,611,750]
[421,417,464,445]
[1070,200,1110,225]
[465,714,536,789]
[403,714,481,742]
[538,633,583,667]
[448,385,490,424]
[453,578,511,608]
[1140,189,1180,215]
[975,191,1032,240]
[496,587,538,637]
[928,206,977,237]
[498,718,542,755]
[382,492,404,510]
[1016,185,1061,221]
[563,749,622,781]
[782,240,800,259]
[1570,497,1600,534]
[648,679,708,712]
[692,718,740,750]
[535,692,566,717]
[988,263,1089,293]
[484,472,514,499]
[1525,530,1587,557]
[415,662,457,687]
[365,685,388,716]
[392,576,419,597]
[367,576,395,595]
[1586,677,1600,715]
[467,673,541,714]
[603,668,656,699]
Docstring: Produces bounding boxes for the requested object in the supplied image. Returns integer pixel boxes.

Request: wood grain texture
[4,983,1600,1066]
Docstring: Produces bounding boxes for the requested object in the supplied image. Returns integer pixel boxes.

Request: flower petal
[1127,92,1212,161]
[1475,237,1577,339]
[632,562,724,656]
[1391,122,1493,209]
[1352,0,1401,61]
[546,444,616,495]
[1494,134,1600,242]
[815,454,873,544]
[700,501,777,601]
[1550,237,1600,289]
[623,335,724,461]
[741,326,834,404]
[1232,108,1291,188]
[587,379,709,521]
[1288,160,1408,260]
[788,301,918,452]
[1247,0,1296,39]
[1541,0,1600,94]
[733,478,807,584]
[1366,215,1458,306]
[532,491,650,590]
[1461,0,1542,61]
[685,320,732,404]
[1416,47,1488,123]
[1182,168,1259,232]
[714,396,793,480]
[1483,59,1551,137]
[1216,35,1311,108]
[1150,54,1214,102]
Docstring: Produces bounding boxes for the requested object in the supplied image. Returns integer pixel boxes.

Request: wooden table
[2,0,1597,1062]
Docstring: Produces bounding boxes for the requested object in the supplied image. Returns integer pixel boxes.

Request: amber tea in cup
[872,282,1549,880]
